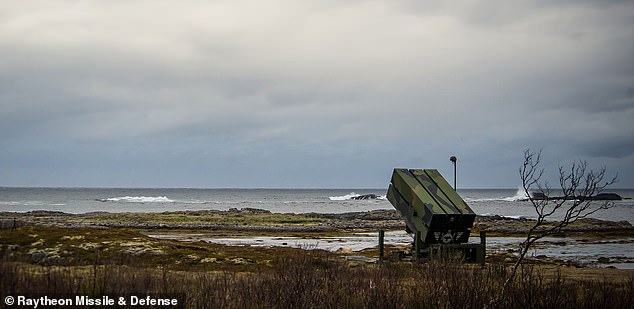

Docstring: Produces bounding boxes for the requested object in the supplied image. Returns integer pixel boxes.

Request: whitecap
[502,188,530,202]
[100,196,175,203]
[465,187,528,202]
[480,213,528,220]
[329,193,361,201]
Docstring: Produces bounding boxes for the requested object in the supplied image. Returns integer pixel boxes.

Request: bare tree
[492,149,618,305]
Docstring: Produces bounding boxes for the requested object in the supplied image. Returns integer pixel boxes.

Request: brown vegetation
[1,209,632,237]
[1,219,633,308]
[1,251,632,309]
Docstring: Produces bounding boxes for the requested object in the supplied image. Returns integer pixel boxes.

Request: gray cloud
[1,0,633,187]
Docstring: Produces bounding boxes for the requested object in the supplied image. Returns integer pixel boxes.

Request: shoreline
[1,208,632,237]
[1,208,634,272]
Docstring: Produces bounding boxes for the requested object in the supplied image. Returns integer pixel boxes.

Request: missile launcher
[387,168,484,263]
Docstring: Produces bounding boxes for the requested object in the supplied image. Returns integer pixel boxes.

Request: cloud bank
[1,1,633,187]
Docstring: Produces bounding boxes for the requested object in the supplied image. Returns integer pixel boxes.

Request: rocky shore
[1,208,632,237]
[2,209,634,271]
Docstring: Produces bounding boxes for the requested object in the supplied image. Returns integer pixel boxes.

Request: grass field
[1,225,633,308]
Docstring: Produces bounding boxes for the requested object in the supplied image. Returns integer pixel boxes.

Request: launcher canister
[387,169,476,245]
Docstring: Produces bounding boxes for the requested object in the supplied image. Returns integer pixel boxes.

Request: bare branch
[496,149,618,305]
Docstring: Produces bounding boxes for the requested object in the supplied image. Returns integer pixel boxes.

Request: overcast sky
[1,1,633,188]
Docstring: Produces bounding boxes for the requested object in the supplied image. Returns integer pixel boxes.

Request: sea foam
[100,196,175,203]
[328,193,387,201]
[329,193,361,201]
[465,187,528,202]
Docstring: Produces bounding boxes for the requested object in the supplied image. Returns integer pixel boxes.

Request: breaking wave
[97,197,268,204]
[480,213,528,220]
[0,201,66,206]
[328,193,387,201]
[465,188,528,202]
[329,193,362,201]
[99,196,175,203]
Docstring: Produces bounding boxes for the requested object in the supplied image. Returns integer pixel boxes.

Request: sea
[1,187,633,223]
[2,187,634,268]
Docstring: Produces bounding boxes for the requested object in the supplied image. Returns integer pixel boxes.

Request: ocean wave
[329,193,361,201]
[480,213,528,220]
[0,201,22,206]
[283,201,329,204]
[0,201,47,206]
[97,197,271,204]
[465,188,528,202]
[328,193,387,201]
[99,196,175,203]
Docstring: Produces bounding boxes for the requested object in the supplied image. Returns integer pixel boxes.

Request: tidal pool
[147,231,634,269]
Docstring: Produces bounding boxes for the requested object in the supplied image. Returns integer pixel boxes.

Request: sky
[1,1,633,188]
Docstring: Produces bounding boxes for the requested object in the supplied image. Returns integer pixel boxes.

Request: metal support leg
[479,231,487,265]
[378,230,385,260]
[414,231,421,260]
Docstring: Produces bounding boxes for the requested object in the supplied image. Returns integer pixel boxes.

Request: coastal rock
[474,216,633,235]
[26,210,71,216]
[228,208,272,214]
[591,193,624,200]
[310,209,401,221]
[2,209,632,236]
[351,194,378,200]
[527,192,623,201]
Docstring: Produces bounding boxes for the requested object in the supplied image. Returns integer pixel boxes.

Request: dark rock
[351,194,378,200]
[26,210,71,216]
[527,192,623,201]
[590,193,622,200]
[227,208,272,214]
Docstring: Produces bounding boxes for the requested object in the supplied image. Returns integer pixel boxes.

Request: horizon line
[2,186,634,191]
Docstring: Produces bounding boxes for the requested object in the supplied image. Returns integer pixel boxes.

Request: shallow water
[147,231,634,269]
[4,187,632,268]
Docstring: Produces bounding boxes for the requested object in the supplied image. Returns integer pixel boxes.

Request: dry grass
[0,226,318,271]
[1,254,633,309]
[2,226,634,308]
